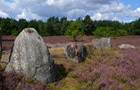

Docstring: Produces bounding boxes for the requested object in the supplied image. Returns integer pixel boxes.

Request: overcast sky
[0,0,140,22]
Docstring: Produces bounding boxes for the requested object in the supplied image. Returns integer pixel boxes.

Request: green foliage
[0,16,140,37]
[11,29,19,36]
[117,29,129,36]
[93,20,123,29]
[83,15,95,35]
[25,76,35,83]
[18,19,28,32]
[60,17,69,35]
[93,27,128,37]
[123,19,140,35]
[65,21,84,41]
[130,29,140,35]
[129,20,140,35]
[46,17,59,35]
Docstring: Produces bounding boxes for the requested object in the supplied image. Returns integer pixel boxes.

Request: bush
[11,29,19,36]
[0,72,46,90]
[65,21,84,41]
[116,29,128,36]
[93,27,128,37]
[129,29,140,35]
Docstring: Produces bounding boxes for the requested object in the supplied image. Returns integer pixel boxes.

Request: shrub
[0,72,47,90]
[65,21,84,41]
[116,29,128,36]
[11,29,19,36]
[129,29,140,35]
[93,27,128,37]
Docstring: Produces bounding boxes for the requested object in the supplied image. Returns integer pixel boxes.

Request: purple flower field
[0,36,140,90]
[72,48,140,90]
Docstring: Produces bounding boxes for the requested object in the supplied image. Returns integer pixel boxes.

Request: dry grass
[49,47,65,58]
[0,51,10,71]
[48,46,140,90]
[0,45,140,90]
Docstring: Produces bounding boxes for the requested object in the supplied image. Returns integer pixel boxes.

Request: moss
[26,29,34,33]
[95,72,101,79]
[120,78,128,84]
[38,36,41,40]
[124,83,137,90]
[0,62,7,71]
[25,76,35,83]
[91,82,100,90]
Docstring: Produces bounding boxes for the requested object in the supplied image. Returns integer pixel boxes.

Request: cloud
[0,0,140,21]
[91,13,103,20]
[99,2,130,13]
[136,7,140,12]
[16,9,42,20]
[131,7,140,17]
[0,10,9,17]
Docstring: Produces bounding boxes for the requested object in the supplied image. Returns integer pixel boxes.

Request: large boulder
[92,38,111,49]
[5,28,55,83]
[64,43,88,63]
[119,44,135,49]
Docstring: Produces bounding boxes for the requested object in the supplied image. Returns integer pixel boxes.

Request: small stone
[64,43,88,63]
[92,38,111,49]
[119,44,135,49]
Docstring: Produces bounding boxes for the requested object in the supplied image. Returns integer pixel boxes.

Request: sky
[0,0,140,22]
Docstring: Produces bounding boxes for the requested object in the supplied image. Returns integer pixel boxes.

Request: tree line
[0,15,140,37]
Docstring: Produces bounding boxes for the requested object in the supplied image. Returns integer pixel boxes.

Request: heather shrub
[0,72,48,90]
[16,81,46,90]
[0,45,140,90]
[70,47,140,90]
[0,70,5,90]
[1,72,23,90]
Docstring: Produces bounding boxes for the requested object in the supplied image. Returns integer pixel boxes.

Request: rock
[92,38,111,49]
[119,44,135,49]
[64,43,88,63]
[5,28,55,83]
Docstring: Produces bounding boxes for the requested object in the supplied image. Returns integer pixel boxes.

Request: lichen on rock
[5,28,56,83]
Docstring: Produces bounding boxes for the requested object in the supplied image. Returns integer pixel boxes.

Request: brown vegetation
[1,35,140,51]
[0,36,140,90]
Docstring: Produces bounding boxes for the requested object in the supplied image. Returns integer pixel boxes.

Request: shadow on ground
[54,63,69,82]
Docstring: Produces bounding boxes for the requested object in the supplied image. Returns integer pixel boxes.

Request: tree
[38,20,46,36]
[83,15,95,35]
[93,27,128,37]
[127,20,140,35]
[0,18,13,35]
[65,21,84,41]
[138,18,140,21]
[18,19,28,33]
[28,20,39,33]
[46,17,61,36]
[93,20,122,29]
[59,17,69,35]
[0,16,139,36]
